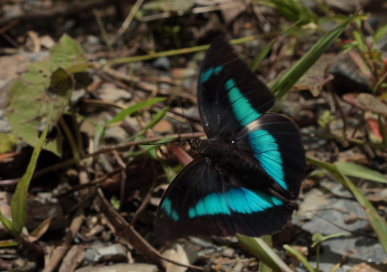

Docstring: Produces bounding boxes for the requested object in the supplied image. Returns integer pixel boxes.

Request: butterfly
[155,36,306,241]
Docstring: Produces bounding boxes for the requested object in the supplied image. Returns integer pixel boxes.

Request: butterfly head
[188,138,201,153]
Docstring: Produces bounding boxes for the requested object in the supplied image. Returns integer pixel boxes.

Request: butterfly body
[155,36,306,241]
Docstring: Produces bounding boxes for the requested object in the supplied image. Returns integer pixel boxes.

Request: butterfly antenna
[140,137,192,146]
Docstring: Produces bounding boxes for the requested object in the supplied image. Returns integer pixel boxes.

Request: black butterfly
[155,36,305,241]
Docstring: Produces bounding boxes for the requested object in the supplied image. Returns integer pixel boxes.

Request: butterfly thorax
[193,138,258,175]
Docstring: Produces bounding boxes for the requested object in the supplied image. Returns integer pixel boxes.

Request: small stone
[84,244,127,263]
[153,57,170,70]
[162,244,189,272]
[189,237,215,248]
[222,248,235,258]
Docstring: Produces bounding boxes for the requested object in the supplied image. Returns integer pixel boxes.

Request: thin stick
[115,0,144,40]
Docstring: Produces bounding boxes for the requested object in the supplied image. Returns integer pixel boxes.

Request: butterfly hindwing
[156,158,233,240]
[156,158,293,241]
[235,113,305,197]
[198,36,275,139]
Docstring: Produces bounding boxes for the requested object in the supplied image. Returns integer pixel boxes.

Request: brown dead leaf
[294,54,336,96]
[59,245,85,272]
[29,218,53,243]
[343,93,387,117]
[153,119,173,134]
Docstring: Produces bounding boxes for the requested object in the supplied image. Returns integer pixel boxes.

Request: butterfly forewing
[198,36,275,139]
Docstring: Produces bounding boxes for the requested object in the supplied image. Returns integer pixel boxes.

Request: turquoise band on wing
[200,66,223,83]
[249,129,287,190]
[162,198,179,221]
[226,79,261,126]
[188,188,283,218]
[225,78,287,190]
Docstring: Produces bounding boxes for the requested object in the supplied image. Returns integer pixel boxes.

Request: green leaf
[284,245,315,272]
[256,0,317,24]
[143,0,195,13]
[0,133,18,153]
[11,123,49,235]
[7,34,88,155]
[49,68,74,98]
[311,232,350,248]
[308,156,387,254]
[139,134,173,159]
[251,39,276,72]
[353,30,367,52]
[7,61,62,155]
[237,234,293,272]
[93,123,106,149]
[66,62,93,74]
[335,161,387,184]
[140,107,170,135]
[0,211,14,234]
[269,16,353,99]
[251,18,306,72]
[374,23,387,42]
[50,34,87,70]
[109,97,166,124]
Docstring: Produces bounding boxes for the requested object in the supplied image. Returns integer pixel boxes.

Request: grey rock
[300,126,327,150]
[293,184,386,264]
[162,244,189,272]
[84,244,127,263]
[222,248,235,258]
[188,237,216,248]
[153,57,170,71]
[105,126,129,142]
[320,179,353,198]
[329,54,371,94]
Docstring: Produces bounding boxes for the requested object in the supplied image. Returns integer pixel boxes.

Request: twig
[115,0,144,40]
[54,167,124,198]
[93,9,114,52]
[112,150,128,206]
